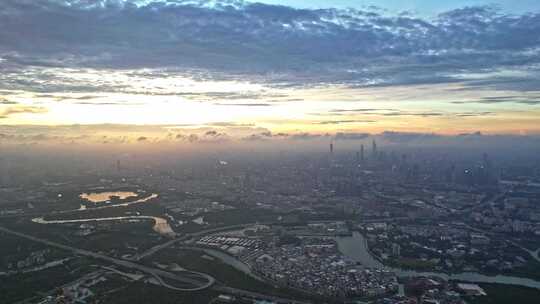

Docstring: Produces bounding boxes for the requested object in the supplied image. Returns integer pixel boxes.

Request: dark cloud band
[0,1,539,90]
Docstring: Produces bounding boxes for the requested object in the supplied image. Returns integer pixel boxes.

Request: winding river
[31,190,540,291]
[32,216,176,237]
[334,231,540,289]
[32,192,176,237]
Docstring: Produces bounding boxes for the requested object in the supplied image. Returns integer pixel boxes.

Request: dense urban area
[1,140,540,304]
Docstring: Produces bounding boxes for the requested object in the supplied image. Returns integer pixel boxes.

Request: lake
[79,191,139,203]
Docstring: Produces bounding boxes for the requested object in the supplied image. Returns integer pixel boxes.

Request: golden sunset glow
[1,0,539,145]
[2,78,539,136]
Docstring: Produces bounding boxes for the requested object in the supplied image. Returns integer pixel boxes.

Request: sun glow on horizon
[2,73,539,136]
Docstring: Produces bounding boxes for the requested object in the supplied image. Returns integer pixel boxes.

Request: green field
[96,281,218,304]
[146,248,323,303]
[466,284,540,304]
[0,258,94,303]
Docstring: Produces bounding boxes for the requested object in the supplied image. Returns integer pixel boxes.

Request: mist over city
[1,1,540,304]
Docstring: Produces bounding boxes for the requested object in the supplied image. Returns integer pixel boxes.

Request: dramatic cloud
[329,108,396,114]
[315,119,376,125]
[0,0,539,90]
[241,131,273,141]
[315,108,499,119]
[289,133,331,140]
[381,131,441,143]
[213,103,273,106]
[334,132,370,140]
[0,97,18,105]
[0,123,538,151]
[0,1,538,135]
[452,96,540,105]
[207,122,256,127]
[454,111,495,117]
[0,106,48,119]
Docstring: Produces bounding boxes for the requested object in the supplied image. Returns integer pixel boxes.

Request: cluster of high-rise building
[328,140,499,188]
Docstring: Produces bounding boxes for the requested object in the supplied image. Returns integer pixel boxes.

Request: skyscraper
[360,144,365,162]
[0,157,9,187]
[372,139,377,159]
[481,153,494,185]
[483,153,491,169]
[392,243,401,257]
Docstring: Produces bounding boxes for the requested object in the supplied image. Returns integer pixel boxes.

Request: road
[0,226,215,292]
[0,225,313,303]
[133,223,266,261]
[457,191,508,214]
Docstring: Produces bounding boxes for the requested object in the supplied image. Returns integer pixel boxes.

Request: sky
[257,0,540,15]
[1,0,540,145]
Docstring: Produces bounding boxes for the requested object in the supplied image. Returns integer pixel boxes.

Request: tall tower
[330,143,334,155]
[482,153,492,184]
[372,139,377,159]
[360,144,365,162]
[482,153,490,168]
[0,157,9,187]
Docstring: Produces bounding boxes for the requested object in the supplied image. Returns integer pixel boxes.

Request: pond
[79,191,139,203]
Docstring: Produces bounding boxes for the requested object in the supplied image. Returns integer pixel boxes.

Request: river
[58,193,159,215]
[334,231,540,289]
[32,192,175,237]
[32,216,176,238]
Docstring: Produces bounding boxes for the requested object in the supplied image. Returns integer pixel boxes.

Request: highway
[456,191,508,215]
[0,226,215,292]
[133,223,265,261]
[0,225,313,303]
